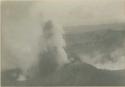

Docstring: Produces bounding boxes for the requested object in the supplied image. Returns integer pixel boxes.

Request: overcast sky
[36,0,125,26]
[2,0,125,26]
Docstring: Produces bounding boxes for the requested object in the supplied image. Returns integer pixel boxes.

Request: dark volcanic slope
[66,28,125,44]
[65,24,125,55]
[2,62,125,86]
[64,23,125,70]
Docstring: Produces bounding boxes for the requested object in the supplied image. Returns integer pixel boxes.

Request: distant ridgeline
[65,23,125,54]
[65,23,125,70]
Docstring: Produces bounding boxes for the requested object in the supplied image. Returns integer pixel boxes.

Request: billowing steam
[79,45,125,70]
[1,1,69,81]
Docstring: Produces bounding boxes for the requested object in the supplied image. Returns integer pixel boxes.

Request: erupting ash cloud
[1,1,69,81]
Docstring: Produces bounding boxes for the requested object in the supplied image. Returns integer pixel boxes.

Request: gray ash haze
[1,0,125,72]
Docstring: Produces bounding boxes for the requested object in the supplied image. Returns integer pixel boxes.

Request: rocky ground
[1,61,125,86]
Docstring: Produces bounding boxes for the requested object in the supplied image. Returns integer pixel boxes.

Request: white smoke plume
[79,45,125,70]
[1,1,69,81]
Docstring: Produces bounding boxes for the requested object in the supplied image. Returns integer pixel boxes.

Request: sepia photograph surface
[1,0,125,86]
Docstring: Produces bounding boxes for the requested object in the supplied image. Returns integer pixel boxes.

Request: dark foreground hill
[65,23,125,54]
[1,61,125,86]
[65,23,125,64]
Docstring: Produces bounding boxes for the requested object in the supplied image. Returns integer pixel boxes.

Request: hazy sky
[36,0,125,26]
[2,0,125,26]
